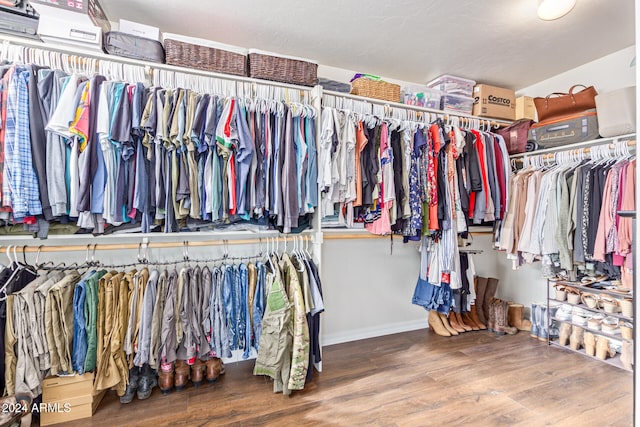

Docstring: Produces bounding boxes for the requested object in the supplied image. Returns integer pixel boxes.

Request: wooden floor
[60,329,633,427]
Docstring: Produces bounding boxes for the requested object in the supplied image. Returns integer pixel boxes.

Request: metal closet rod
[2,235,312,253]
[512,139,636,163]
[322,90,512,128]
[0,34,314,93]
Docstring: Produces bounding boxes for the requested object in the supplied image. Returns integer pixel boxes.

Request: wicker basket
[350,77,401,102]
[163,34,248,76]
[248,50,318,86]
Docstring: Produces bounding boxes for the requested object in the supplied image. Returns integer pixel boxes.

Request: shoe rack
[547,278,633,372]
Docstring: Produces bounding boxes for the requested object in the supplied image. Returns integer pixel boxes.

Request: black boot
[120,367,140,404]
[137,364,158,400]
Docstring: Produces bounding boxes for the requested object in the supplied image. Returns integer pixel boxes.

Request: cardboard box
[516,96,536,121]
[119,19,160,41]
[41,373,104,426]
[472,84,516,120]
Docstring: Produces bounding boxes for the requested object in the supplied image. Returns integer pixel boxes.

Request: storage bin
[427,74,476,97]
[163,33,248,76]
[441,93,474,114]
[402,86,442,109]
[594,86,636,137]
[350,77,401,102]
[248,49,318,86]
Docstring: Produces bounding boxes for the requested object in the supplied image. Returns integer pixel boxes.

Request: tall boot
[483,278,500,329]
[583,331,596,356]
[595,336,615,360]
[448,311,466,333]
[569,325,584,350]
[558,322,572,346]
[159,362,174,395]
[461,311,480,331]
[498,300,518,335]
[487,298,497,333]
[530,303,539,339]
[469,304,486,330]
[191,359,206,387]
[621,340,634,370]
[508,304,532,331]
[428,310,451,337]
[174,360,190,391]
[438,312,459,336]
[454,312,473,332]
[474,276,489,325]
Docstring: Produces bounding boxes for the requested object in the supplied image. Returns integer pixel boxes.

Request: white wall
[517,45,636,97]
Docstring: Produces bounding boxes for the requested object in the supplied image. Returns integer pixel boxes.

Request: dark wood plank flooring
[60,329,633,426]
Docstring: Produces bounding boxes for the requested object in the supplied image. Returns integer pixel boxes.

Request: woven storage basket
[350,78,401,102]
[248,49,318,86]
[163,33,248,76]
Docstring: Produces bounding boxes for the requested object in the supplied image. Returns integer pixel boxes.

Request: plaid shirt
[5,66,42,220]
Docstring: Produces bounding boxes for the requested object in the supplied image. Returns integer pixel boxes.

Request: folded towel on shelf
[525,141,539,152]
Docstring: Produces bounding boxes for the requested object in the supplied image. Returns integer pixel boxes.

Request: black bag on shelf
[103,31,165,64]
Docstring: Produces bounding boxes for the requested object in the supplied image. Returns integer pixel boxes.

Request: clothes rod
[322,90,512,128]
[1,235,312,254]
[512,139,636,163]
[0,34,314,93]
[509,133,636,159]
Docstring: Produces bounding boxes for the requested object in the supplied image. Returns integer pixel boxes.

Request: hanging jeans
[72,272,91,374]
[211,267,231,358]
[222,265,238,351]
[239,264,251,360]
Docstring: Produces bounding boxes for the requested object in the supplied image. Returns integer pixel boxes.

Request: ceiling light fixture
[537,0,576,21]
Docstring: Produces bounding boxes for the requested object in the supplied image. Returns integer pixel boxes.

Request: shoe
[137,364,157,400]
[454,312,473,332]
[206,357,225,383]
[621,340,634,370]
[583,332,596,356]
[537,305,549,342]
[428,310,452,336]
[570,325,584,351]
[174,360,190,391]
[437,312,459,336]
[483,278,500,328]
[508,303,531,332]
[448,311,466,333]
[469,304,486,330]
[558,322,572,346]
[498,300,518,335]
[530,303,539,339]
[595,336,616,360]
[461,312,480,331]
[120,367,140,404]
[191,359,206,387]
[487,298,497,333]
[159,363,174,395]
[475,276,489,325]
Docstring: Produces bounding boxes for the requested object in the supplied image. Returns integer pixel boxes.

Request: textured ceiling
[100,0,635,90]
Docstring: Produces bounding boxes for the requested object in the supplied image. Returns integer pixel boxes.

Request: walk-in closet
[0,1,635,426]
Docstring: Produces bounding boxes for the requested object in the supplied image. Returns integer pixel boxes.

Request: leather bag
[534,85,598,122]
[496,119,534,155]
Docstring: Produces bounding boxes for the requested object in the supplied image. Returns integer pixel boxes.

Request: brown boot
[474,277,489,325]
[447,311,466,333]
[583,331,596,356]
[558,322,572,346]
[469,304,487,330]
[191,359,206,387]
[484,278,500,327]
[461,312,480,331]
[508,303,532,331]
[158,363,174,395]
[437,312,459,336]
[454,312,473,332]
[487,298,499,333]
[496,300,517,335]
[174,360,190,391]
[206,357,225,383]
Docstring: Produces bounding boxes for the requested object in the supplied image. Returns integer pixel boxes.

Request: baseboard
[321,319,428,346]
